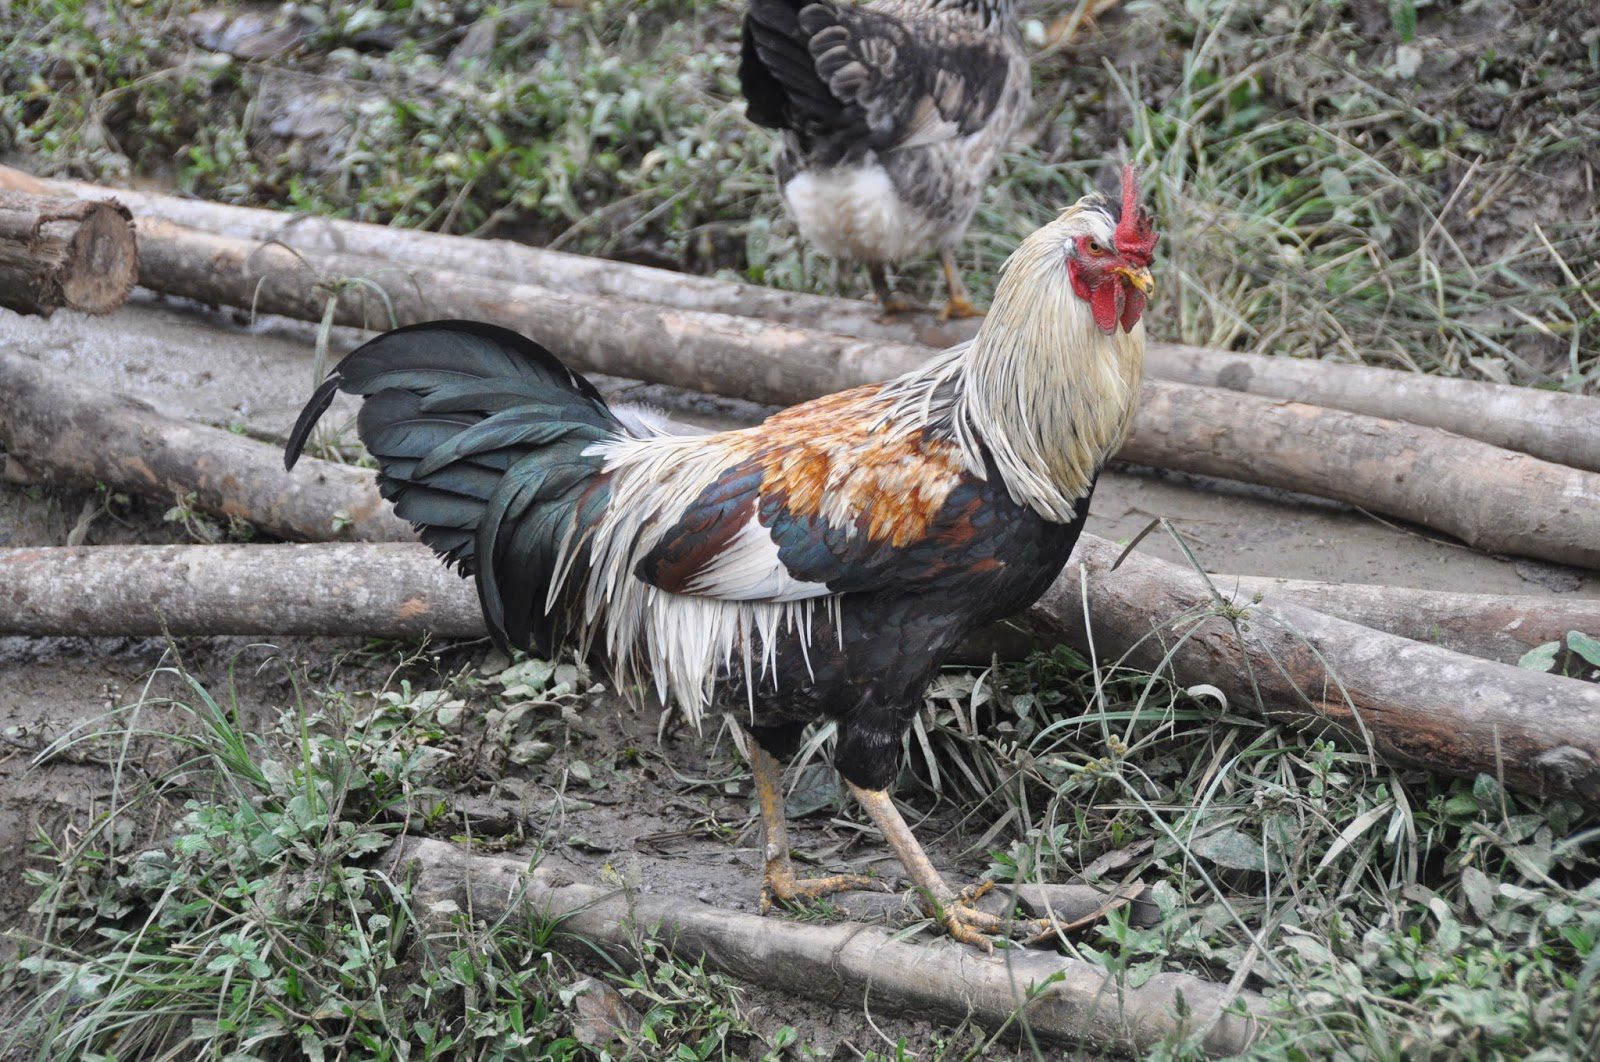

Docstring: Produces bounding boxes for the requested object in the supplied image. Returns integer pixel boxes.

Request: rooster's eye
[1084,239,1108,256]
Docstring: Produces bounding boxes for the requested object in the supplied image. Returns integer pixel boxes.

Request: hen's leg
[1044,0,1124,50]
[849,783,1057,951]
[867,263,916,316]
[753,743,883,912]
[937,249,983,320]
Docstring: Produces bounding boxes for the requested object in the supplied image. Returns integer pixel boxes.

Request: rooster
[738,0,1029,319]
[285,169,1157,948]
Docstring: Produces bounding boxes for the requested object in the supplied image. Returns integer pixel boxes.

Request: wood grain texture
[0,190,136,316]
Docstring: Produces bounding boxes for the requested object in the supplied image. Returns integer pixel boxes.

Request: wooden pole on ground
[0,350,410,543]
[1146,344,1600,475]
[1190,575,1600,664]
[18,166,1598,473]
[391,837,1266,1057]
[0,191,137,317]
[1042,537,1600,805]
[24,169,978,350]
[3,543,1593,667]
[1118,385,1600,569]
[5,541,1598,806]
[0,544,475,638]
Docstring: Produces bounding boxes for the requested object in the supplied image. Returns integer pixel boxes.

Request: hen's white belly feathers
[782,161,940,264]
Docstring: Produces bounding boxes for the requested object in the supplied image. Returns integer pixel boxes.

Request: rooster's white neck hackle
[936,198,1146,523]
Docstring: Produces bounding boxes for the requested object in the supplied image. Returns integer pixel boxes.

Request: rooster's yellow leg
[938,250,984,320]
[867,264,916,316]
[753,744,883,912]
[849,783,1057,951]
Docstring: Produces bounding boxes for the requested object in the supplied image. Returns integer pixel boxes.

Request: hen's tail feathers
[740,0,848,141]
[283,320,621,654]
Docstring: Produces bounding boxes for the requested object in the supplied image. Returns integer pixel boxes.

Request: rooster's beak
[1115,266,1155,296]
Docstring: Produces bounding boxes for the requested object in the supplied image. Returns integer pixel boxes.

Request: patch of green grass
[896,627,1600,1058]
[970,0,1600,388]
[1,646,773,1060]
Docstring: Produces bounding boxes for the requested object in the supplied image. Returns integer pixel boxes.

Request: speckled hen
[284,171,1158,948]
[739,0,1030,318]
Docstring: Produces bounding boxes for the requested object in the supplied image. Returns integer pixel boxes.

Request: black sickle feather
[282,319,622,654]
[283,374,344,471]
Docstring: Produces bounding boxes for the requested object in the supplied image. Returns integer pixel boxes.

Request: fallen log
[392,837,1266,1056]
[1119,385,1600,570]
[22,169,978,350]
[1044,537,1600,806]
[0,544,475,638]
[6,540,1598,803]
[0,191,137,317]
[23,167,1598,474]
[0,350,410,543]
[130,217,933,403]
[1147,344,1600,475]
[1190,576,1600,664]
[3,543,1593,668]
[124,219,1600,570]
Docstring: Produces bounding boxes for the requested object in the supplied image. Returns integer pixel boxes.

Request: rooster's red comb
[1114,165,1158,265]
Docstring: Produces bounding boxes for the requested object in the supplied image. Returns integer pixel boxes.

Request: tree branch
[391,837,1266,1057]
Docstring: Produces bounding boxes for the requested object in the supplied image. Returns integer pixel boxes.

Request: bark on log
[23,167,1599,474]
[1119,384,1600,570]
[0,544,474,638]
[1045,537,1600,805]
[3,543,1593,669]
[127,218,1600,571]
[0,350,410,543]
[6,540,1598,803]
[391,837,1266,1057]
[1147,344,1600,475]
[0,191,136,316]
[24,169,978,350]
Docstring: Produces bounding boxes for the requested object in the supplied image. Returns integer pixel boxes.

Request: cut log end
[62,201,140,313]
[0,192,137,317]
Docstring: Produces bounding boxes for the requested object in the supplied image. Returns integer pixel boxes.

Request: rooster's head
[958,165,1159,521]
[1064,165,1159,335]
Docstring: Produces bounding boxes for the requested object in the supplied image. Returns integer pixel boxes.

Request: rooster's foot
[920,881,1079,952]
[937,294,985,321]
[760,867,886,913]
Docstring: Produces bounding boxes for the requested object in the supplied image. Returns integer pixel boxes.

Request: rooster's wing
[632,400,1005,604]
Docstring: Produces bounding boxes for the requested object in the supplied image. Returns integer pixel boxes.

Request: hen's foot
[876,293,918,318]
[760,867,886,914]
[867,264,917,318]
[937,294,984,321]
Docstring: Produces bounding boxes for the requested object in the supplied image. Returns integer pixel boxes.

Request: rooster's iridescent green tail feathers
[282,320,620,653]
